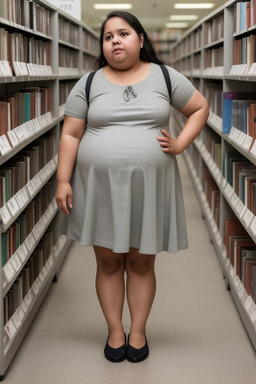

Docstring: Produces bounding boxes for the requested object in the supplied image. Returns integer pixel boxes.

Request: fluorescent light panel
[165,22,188,28]
[94,4,133,10]
[169,15,198,20]
[174,3,215,9]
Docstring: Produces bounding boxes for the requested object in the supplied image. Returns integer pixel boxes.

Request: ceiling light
[165,22,189,28]
[174,3,215,9]
[169,15,198,20]
[94,4,133,10]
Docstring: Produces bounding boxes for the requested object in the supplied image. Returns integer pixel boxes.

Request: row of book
[232,35,256,67]
[204,86,223,119]
[59,16,79,46]
[201,127,222,170]
[232,100,256,139]
[204,46,224,69]
[3,230,53,325]
[1,181,54,265]
[204,14,224,46]
[83,30,100,56]
[203,167,221,228]
[235,1,256,33]
[0,87,52,137]
[59,80,77,107]
[0,27,51,71]
[59,46,78,69]
[225,217,256,302]
[172,56,191,75]
[223,152,256,215]
[0,0,50,36]
[0,134,56,207]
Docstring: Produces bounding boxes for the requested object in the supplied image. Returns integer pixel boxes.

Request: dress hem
[64,234,188,255]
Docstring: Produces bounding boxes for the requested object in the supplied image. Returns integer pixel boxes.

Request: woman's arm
[56,116,86,215]
[157,89,209,155]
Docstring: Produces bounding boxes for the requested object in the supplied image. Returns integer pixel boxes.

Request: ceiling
[81,0,226,33]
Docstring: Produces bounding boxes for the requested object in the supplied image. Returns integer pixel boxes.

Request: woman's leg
[94,246,125,348]
[125,248,156,348]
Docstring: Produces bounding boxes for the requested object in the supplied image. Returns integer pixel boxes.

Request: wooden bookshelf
[0,0,98,378]
[170,0,256,350]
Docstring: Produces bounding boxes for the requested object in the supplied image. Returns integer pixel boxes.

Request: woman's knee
[126,251,155,275]
[94,247,125,275]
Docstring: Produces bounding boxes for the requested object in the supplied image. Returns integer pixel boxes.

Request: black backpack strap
[159,64,172,102]
[85,71,97,105]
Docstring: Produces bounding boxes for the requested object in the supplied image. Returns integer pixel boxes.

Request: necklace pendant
[123,85,137,102]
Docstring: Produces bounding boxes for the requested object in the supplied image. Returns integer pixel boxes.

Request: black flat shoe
[104,334,126,363]
[126,334,149,363]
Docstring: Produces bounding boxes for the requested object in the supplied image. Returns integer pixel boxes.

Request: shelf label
[10,253,22,272]
[5,319,17,340]
[17,244,29,263]
[25,232,36,252]
[7,130,19,147]
[24,291,33,307]
[0,135,12,155]
[17,306,25,321]
[0,61,13,76]
[250,217,256,236]
[237,282,245,298]
[242,135,253,151]
[225,183,234,199]
[7,197,20,216]
[14,125,26,142]
[3,262,15,283]
[12,312,22,329]
[244,296,256,322]
[231,194,239,208]
[250,140,256,157]
[32,278,41,295]
[248,62,256,75]
[0,205,12,226]
[242,209,254,227]
[21,300,28,314]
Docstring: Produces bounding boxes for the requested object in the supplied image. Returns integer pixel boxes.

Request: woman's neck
[104,61,151,85]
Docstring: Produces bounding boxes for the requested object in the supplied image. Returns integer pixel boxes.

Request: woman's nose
[113,37,120,45]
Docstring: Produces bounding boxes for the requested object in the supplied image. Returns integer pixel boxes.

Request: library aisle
[3,156,256,384]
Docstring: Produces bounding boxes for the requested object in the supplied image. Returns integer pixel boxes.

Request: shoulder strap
[159,64,172,102]
[85,71,97,105]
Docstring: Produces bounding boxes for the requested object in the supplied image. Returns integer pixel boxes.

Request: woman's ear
[140,33,144,48]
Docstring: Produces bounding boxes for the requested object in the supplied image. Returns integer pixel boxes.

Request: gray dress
[63,63,195,254]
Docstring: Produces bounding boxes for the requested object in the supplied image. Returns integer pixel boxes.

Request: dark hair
[95,11,162,68]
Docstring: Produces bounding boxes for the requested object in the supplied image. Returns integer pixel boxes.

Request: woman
[56,11,209,363]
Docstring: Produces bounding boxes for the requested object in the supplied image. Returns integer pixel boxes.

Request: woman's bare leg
[125,248,156,348]
[94,246,125,348]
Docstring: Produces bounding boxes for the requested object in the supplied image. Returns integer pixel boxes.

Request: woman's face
[102,17,144,69]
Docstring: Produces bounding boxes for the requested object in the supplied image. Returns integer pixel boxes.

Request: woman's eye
[121,32,128,37]
[106,35,112,41]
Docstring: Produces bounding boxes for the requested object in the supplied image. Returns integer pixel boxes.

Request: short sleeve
[166,66,196,110]
[64,73,90,119]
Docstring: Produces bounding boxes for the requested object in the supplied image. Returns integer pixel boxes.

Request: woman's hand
[55,182,73,216]
[157,129,183,155]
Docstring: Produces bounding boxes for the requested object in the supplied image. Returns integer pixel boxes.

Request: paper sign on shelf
[5,319,17,340]
[0,135,12,155]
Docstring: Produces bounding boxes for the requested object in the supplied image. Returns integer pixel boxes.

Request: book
[241,249,256,295]
[233,236,256,277]
[225,218,248,259]
[223,93,256,134]
[251,265,256,303]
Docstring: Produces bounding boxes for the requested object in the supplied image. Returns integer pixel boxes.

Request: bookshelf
[170,0,256,350]
[0,0,98,378]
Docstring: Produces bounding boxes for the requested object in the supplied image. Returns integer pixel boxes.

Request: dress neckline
[101,63,152,88]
